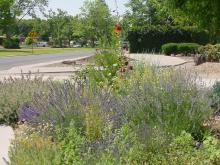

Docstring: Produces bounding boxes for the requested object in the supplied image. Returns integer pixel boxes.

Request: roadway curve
[0,50,95,71]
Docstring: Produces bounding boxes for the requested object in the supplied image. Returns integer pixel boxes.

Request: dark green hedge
[128,26,210,53]
[162,43,200,55]
[3,37,20,49]
[0,37,4,45]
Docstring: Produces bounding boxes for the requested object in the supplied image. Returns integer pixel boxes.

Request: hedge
[3,37,20,49]
[0,36,4,45]
[128,25,210,53]
[162,43,200,55]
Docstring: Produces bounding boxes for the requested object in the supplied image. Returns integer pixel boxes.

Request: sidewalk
[0,126,14,165]
[126,53,220,87]
[126,53,186,67]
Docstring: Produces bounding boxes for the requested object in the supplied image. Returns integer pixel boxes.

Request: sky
[48,0,129,16]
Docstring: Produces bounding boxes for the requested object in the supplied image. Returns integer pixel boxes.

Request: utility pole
[114,0,119,21]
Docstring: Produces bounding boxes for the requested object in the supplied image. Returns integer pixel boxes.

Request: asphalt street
[0,50,95,71]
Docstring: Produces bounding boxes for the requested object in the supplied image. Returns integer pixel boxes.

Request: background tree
[15,19,50,41]
[13,0,48,19]
[0,0,48,38]
[47,9,73,47]
[80,0,113,47]
[126,0,197,29]
[165,0,220,35]
[126,0,171,28]
[0,0,16,37]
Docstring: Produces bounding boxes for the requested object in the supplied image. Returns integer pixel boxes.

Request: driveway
[0,50,95,71]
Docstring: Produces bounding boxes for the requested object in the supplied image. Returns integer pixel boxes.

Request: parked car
[37,42,48,47]
[73,44,81,48]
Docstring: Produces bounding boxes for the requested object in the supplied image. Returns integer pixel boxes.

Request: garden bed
[2,51,220,164]
[178,56,220,79]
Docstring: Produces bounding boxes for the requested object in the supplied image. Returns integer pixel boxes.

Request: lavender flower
[18,103,40,122]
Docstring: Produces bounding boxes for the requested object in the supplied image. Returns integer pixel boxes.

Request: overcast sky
[48,0,129,15]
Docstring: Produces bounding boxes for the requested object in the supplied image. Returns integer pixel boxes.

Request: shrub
[128,25,210,53]
[198,44,220,62]
[118,65,213,139]
[213,81,220,97]
[162,43,200,55]
[0,36,4,45]
[9,133,61,165]
[161,43,178,55]
[25,37,34,45]
[0,76,50,125]
[3,37,20,49]
[177,43,200,55]
[194,54,206,65]
[78,50,123,87]
[18,80,123,140]
[56,121,85,164]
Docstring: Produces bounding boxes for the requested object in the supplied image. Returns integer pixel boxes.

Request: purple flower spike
[18,103,40,122]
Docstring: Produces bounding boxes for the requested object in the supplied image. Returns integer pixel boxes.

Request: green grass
[0,47,94,57]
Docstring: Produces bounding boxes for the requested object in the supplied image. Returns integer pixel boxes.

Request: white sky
[48,0,128,15]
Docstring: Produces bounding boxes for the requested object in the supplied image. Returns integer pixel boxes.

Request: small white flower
[113,63,118,67]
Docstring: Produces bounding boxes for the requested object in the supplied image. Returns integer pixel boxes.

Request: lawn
[0,47,94,57]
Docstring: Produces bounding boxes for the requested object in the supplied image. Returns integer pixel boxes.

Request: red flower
[115,24,122,31]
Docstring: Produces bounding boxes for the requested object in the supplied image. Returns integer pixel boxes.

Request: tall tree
[13,0,48,19]
[47,9,73,47]
[0,0,48,37]
[165,0,220,35]
[80,0,113,47]
[0,0,15,36]
[126,0,196,29]
[126,0,170,28]
[16,19,50,41]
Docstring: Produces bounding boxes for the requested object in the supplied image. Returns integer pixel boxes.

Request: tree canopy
[0,0,15,35]
[0,0,48,36]
[80,0,113,47]
[47,9,73,47]
[165,0,220,35]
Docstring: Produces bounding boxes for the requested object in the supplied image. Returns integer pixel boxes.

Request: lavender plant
[120,64,214,139]
[0,75,50,124]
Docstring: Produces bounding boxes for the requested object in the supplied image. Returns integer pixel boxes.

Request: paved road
[0,50,95,71]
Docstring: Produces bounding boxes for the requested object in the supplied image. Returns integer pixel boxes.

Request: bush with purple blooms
[0,75,50,125]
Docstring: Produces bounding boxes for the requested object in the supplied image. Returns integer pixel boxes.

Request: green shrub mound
[198,44,220,62]
[161,43,178,55]
[3,37,20,49]
[128,25,210,53]
[162,43,200,55]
